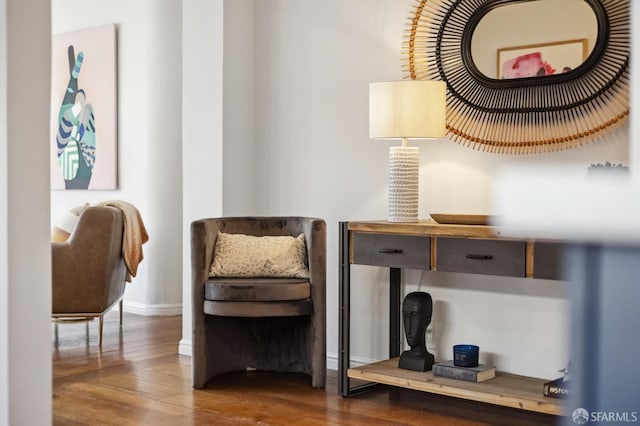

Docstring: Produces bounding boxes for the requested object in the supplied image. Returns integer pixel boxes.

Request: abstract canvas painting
[497,39,588,80]
[51,24,117,190]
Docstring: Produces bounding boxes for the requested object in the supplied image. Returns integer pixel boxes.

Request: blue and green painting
[56,45,96,189]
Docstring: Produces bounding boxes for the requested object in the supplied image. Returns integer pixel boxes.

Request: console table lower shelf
[347,358,564,416]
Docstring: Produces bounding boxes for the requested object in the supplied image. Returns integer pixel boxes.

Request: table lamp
[369,80,446,222]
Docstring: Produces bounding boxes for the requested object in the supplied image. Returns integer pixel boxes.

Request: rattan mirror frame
[403,0,630,154]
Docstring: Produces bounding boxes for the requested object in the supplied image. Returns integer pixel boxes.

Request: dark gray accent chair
[191,217,326,389]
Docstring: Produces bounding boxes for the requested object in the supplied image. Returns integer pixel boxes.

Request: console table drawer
[533,242,568,280]
[352,233,430,269]
[436,238,526,277]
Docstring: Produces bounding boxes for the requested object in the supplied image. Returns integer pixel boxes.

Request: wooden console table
[338,220,566,415]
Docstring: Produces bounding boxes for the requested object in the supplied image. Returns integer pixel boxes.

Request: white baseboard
[326,352,377,371]
[117,301,182,316]
[179,339,192,356]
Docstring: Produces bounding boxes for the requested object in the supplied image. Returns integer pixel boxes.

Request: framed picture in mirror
[497,39,588,80]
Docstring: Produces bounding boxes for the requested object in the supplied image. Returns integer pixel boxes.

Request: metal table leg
[339,222,402,397]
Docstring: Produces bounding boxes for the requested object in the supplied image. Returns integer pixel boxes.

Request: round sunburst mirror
[403,0,630,154]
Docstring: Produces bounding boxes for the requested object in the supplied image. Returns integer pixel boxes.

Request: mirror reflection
[471,0,598,80]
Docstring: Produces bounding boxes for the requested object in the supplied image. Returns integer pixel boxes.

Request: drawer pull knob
[466,254,493,260]
[379,248,403,254]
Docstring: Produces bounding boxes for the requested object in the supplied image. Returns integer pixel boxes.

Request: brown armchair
[191,217,326,389]
[52,206,127,346]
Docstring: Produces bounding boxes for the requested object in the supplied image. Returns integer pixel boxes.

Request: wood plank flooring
[53,312,559,425]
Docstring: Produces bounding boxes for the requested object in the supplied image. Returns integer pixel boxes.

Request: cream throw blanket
[96,200,149,282]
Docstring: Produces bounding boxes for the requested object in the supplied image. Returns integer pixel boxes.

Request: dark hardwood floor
[52,312,559,425]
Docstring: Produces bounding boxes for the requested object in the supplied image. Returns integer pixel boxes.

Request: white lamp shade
[369,80,446,140]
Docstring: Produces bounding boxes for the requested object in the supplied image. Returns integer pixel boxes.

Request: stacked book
[543,377,569,399]
[432,360,496,383]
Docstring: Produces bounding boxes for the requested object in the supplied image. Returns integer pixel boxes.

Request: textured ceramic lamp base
[388,146,419,223]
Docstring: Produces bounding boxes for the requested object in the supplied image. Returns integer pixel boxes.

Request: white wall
[51,0,183,315]
[0,0,52,424]
[223,0,255,216]
[181,0,225,354]
[252,0,629,380]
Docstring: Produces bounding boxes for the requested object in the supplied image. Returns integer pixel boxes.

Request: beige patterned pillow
[209,232,309,278]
